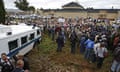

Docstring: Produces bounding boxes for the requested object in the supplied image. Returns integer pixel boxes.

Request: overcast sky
[4,0,120,9]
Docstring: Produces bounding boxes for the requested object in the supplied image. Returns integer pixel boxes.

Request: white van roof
[0,23,38,39]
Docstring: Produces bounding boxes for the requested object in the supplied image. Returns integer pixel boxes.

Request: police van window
[21,36,27,45]
[29,33,34,40]
[37,30,40,35]
[8,39,18,51]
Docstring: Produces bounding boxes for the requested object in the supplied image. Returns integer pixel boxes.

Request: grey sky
[4,0,120,9]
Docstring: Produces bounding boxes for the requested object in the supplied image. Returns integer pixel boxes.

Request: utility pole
[112,6,114,9]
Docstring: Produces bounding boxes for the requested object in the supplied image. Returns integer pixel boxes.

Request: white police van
[0,23,41,58]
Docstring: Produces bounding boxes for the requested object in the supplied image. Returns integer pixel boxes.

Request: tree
[28,6,35,13]
[0,0,6,24]
[14,0,35,12]
[14,0,29,11]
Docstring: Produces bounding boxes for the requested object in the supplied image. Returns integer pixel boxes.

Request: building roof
[62,2,84,9]
[87,9,119,13]
[56,9,86,12]
[6,9,24,13]
[42,8,120,13]
[41,2,120,13]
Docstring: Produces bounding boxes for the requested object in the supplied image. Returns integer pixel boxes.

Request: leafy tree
[28,6,35,13]
[14,0,29,11]
[14,0,35,12]
[0,0,6,24]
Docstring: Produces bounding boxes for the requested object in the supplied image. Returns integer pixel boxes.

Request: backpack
[114,47,120,57]
[113,47,120,62]
[103,48,108,58]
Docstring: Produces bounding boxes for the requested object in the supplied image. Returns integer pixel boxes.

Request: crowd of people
[42,17,120,72]
[0,53,30,72]
[0,17,120,72]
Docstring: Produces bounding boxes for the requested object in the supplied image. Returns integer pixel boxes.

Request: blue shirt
[84,39,94,49]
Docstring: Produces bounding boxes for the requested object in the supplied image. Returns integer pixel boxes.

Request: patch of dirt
[28,46,97,72]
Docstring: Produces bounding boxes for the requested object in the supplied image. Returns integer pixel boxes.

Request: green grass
[27,33,113,72]
[38,34,57,54]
